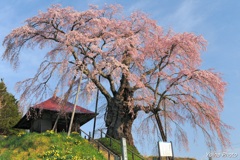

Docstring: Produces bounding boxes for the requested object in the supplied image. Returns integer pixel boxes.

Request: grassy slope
[0,131,106,160]
[98,138,196,160]
[0,132,196,160]
[98,137,143,160]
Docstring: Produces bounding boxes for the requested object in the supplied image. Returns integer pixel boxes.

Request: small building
[14,96,97,133]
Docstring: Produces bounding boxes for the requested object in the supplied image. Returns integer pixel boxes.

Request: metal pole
[92,76,100,139]
[170,141,174,160]
[164,99,167,141]
[67,68,83,137]
[121,138,128,160]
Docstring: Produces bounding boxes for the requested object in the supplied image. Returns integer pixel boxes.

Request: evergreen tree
[0,79,21,135]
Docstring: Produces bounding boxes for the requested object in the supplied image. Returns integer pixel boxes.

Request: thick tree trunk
[105,97,136,146]
[103,72,137,146]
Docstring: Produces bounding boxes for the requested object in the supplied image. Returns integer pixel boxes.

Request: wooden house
[14,97,97,133]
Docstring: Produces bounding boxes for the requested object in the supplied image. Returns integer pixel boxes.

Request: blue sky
[1,0,240,159]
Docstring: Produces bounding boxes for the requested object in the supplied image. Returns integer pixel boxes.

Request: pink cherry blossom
[3,4,230,148]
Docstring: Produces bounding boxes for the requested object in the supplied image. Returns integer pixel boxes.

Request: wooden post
[67,69,83,137]
[89,131,91,141]
[52,114,60,132]
[92,76,100,139]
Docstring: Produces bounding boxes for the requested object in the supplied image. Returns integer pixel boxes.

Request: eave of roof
[33,96,95,114]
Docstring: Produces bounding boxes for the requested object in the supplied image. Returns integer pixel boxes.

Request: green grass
[0,131,106,160]
[98,138,196,160]
[98,137,144,160]
[0,132,196,160]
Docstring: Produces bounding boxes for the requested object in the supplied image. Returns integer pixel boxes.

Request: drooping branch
[2,4,230,149]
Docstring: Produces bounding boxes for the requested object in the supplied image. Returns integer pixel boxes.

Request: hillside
[0,131,196,160]
[0,131,106,160]
[98,137,196,160]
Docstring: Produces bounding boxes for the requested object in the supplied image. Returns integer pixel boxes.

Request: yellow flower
[72,131,79,135]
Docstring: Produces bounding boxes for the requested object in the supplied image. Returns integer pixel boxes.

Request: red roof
[33,96,94,114]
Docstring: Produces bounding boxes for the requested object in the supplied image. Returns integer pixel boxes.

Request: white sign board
[158,142,173,157]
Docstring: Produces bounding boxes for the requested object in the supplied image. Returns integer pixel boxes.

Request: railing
[79,128,121,160]
[98,128,145,160]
